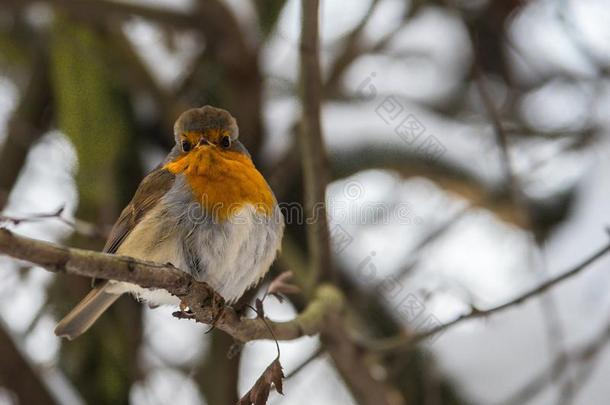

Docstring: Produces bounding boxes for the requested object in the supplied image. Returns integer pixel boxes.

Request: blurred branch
[0,51,51,209]
[108,27,186,130]
[299,0,332,288]
[252,0,287,39]
[475,39,574,402]
[369,237,610,352]
[475,68,520,199]
[0,320,59,405]
[295,3,403,404]
[178,0,264,154]
[556,0,610,78]
[330,145,531,228]
[324,0,382,97]
[390,206,470,282]
[17,0,200,30]
[281,235,464,404]
[197,331,240,405]
[0,228,344,343]
[193,0,252,65]
[325,1,422,97]
[380,133,579,279]
[328,133,578,239]
[284,346,324,379]
[501,310,610,405]
[322,317,405,405]
[253,273,405,405]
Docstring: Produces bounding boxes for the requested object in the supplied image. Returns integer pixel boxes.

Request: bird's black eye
[220,136,231,149]
[182,141,192,152]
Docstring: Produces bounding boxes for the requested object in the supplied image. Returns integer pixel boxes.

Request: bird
[55,106,285,340]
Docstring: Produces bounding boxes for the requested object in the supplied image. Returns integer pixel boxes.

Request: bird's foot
[204,293,225,334]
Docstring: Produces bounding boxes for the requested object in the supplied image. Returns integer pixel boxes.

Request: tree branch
[294,3,404,404]
[16,0,199,30]
[0,228,343,343]
[501,310,610,405]
[299,0,332,289]
[370,238,610,352]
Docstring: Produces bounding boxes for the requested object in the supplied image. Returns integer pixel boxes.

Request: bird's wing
[103,166,176,254]
[56,164,177,339]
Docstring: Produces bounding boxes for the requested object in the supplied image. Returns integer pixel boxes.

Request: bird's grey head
[172,106,249,158]
[173,105,239,145]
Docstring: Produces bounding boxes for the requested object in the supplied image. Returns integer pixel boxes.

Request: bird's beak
[196,138,215,149]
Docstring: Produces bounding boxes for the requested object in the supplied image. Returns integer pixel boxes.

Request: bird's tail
[54,281,120,340]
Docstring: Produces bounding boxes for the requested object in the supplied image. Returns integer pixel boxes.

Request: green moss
[50,17,129,220]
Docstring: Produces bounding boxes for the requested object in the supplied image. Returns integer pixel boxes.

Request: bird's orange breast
[164,147,275,221]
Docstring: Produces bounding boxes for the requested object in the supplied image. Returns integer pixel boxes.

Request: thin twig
[475,47,573,401]
[389,205,470,282]
[369,237,610,352]
[500,310,610,405]
[0,206,108,239]
[285,346,325,379]
[474,65,522,206]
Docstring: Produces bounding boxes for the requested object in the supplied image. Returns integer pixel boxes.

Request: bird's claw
[204,293,225,333]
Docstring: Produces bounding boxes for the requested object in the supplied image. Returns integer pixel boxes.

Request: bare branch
[299,0,332,288]
[370,238,610,352]
[296,3,404,404]
[323,316,405,405]
[500,311,610,405]
[325,2,421,97]
[475,71,513,186]
[285,346,324,379]
[389,205,470,282]
[107,27,187,130]
[324,0,382,96]
[475,42,573,400]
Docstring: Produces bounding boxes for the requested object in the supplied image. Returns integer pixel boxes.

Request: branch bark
[0,228,343,343]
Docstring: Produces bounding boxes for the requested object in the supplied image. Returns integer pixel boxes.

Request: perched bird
[55,106,284,340]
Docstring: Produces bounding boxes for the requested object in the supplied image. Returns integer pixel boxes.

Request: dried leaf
[239,358,285,405]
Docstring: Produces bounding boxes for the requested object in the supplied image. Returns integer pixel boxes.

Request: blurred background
[1,0,610,404]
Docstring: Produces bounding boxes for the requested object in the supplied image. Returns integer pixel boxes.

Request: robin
[55,106,285,340]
